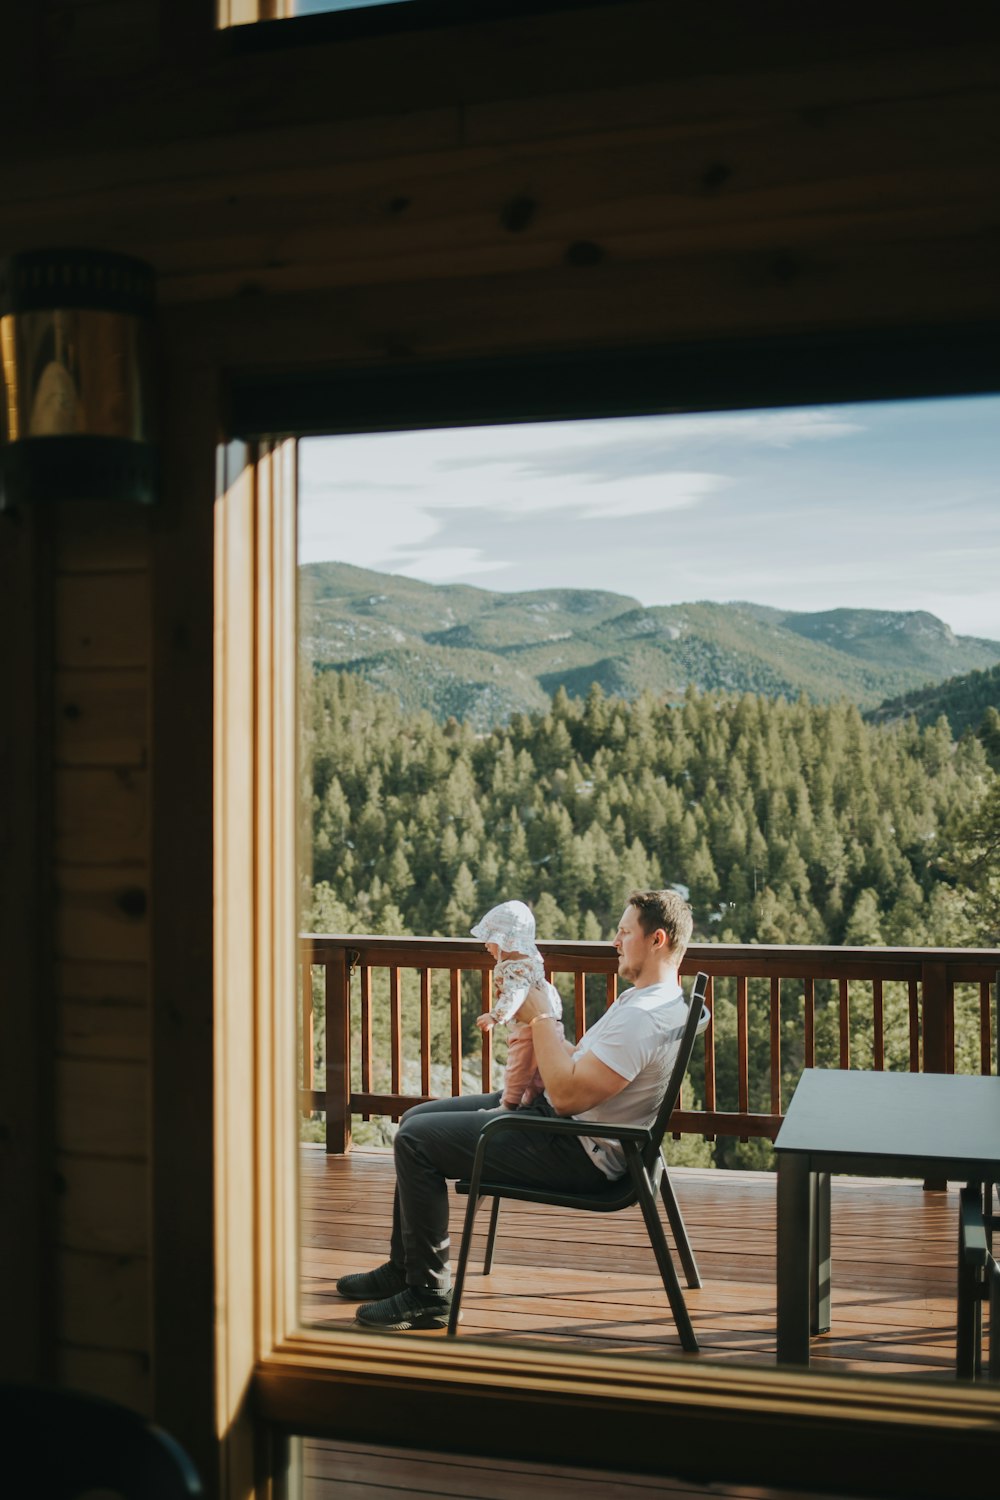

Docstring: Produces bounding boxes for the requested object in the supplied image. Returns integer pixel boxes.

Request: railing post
[921,959,949,1191]
[325,947,352,1154]
[921,960,950,1076]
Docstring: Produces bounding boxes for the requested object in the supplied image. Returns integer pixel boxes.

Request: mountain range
[300,561,1000,730]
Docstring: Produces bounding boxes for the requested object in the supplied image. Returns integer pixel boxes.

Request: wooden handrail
[299,936,1000,1154]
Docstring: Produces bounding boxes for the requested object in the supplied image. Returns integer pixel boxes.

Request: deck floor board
[299,1144,973,1378]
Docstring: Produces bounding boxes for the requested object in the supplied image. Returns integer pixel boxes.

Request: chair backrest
[643,970,710,1166]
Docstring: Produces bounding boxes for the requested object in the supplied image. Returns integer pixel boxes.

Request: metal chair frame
[447,971,710,1353]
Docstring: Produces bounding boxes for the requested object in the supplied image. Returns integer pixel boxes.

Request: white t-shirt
[561,980,706,1180]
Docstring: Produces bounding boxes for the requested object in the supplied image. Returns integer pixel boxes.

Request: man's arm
[521,982,628,1115]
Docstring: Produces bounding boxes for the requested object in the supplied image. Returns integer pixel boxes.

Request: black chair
[447,970,710,1353]
[0,1382,203,1499]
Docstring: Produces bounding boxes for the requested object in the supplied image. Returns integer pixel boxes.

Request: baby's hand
[476,1012,496,1033]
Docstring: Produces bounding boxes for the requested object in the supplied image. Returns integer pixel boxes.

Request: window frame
[211,331,1000,1498]
[220,0,620,48]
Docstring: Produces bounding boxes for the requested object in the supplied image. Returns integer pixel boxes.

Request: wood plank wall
[4,5,1000,345]
[51,502,153,1412]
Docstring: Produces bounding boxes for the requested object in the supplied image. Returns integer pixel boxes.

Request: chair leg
[448,1192,482,1336]
[658,1155,701,1289]
[482,1197,501,1275]
[629,1157,698,1354]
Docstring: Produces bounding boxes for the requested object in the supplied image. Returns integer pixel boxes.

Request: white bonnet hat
[470,900,538,955]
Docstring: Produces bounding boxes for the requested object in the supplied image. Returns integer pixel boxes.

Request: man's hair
[627,888,694,964]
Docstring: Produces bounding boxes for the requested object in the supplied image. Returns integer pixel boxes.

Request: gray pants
[389,1091,608,1291]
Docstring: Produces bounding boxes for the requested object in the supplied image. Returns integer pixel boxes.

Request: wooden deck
[300,1144,968,1381]
[300,1436,862,1500]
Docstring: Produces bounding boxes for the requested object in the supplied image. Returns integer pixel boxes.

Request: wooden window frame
[203,333,1000,1498]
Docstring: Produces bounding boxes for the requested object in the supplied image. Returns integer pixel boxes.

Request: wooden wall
[5,3,1000,346]
[51,504,153,1410]
[0,497,154,1406]
[0,0,999,1487]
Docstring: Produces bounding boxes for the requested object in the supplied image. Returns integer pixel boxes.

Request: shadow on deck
[300,1144,965,1381]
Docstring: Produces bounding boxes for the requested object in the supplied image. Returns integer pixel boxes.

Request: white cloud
[392,547,513,583]
[574,471,729,518]
[298,417,741,569]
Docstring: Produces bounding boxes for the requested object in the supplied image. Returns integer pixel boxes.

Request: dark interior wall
[5,2,1000,342]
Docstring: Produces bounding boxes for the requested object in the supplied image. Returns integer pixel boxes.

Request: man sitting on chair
[336,887,700,1331]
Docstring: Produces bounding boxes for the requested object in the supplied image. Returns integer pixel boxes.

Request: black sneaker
[335,1261,407,1301]
[355,1285,453,1332]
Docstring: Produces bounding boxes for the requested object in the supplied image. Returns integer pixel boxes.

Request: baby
[471,900,564,1109]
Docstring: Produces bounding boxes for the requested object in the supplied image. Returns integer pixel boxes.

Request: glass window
[294,393,1000,1373]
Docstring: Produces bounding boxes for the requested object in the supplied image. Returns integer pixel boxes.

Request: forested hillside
[301,562,1000,727]
[867,661,1000,743]
[304,671,990,949]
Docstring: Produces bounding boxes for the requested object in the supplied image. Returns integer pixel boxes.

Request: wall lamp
[0,248,156,509]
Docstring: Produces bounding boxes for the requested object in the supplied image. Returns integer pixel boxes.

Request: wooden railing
[299,936,999,1153]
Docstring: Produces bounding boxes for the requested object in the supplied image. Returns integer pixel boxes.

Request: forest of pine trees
[304,669,994,948]
[301,668,999,1164]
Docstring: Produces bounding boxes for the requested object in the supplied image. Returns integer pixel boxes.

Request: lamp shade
[0,248,156,508]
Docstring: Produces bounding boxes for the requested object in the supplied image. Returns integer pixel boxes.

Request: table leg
[777,1154,812,1366]
[811,1170,831,1336]
[957,1195,980,1380]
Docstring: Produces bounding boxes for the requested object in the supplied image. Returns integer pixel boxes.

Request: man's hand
[518,978,559,1022]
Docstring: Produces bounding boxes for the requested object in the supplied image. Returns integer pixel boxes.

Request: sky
[298,395,1000,640]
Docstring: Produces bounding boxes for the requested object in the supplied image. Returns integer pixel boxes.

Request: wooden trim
[221,0,627,49]
[255,1335,1000,1499]
[227,326,1000,441]
[206,435,300,1498]
[303,933,1000,975]
[213,440,258,1500]
[151,351,217,1485]
[255,436,300,1394]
